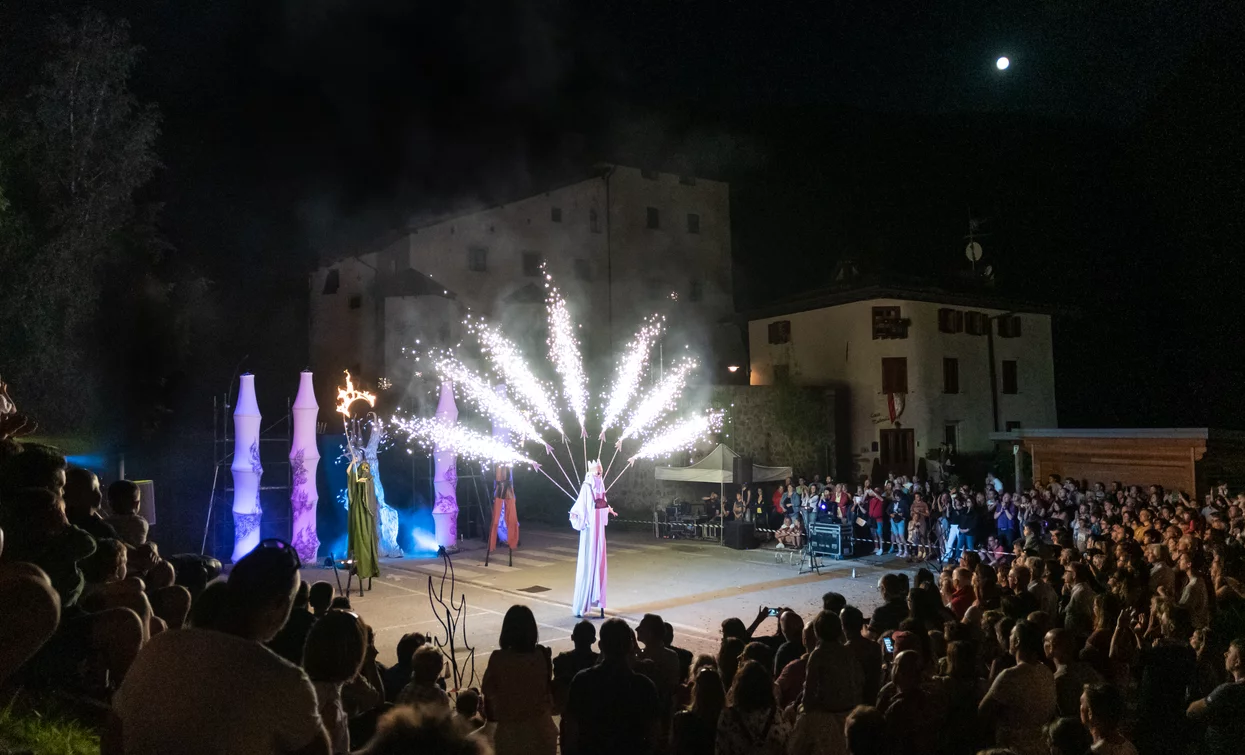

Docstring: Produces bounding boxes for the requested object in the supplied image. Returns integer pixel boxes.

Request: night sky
[3,1,1244,429]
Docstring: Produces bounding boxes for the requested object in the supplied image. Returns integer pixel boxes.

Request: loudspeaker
[732,455,753,486]
[724,520,758,550]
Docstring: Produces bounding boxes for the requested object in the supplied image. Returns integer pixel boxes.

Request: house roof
[376,268,458,301]
[743,282,1060,321]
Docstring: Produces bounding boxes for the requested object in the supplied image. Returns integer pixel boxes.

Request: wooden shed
[989,428,1245,497]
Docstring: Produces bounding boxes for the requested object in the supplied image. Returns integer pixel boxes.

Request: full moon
[996,56,1010,70]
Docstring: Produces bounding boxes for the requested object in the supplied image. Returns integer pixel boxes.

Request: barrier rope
[604,513,1013,564]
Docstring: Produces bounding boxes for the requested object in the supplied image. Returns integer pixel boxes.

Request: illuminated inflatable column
[366,418,402,557]
[289,370,321,564]
[230,373,263,562]
[491,383,511,543]
[431,381,459,551]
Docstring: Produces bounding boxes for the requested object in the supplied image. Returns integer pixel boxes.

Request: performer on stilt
[569,460,616,618]
[489,465,520,553]
[345,425,381,585]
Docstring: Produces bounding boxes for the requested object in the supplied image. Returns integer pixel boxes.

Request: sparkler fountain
[391,272,723,507]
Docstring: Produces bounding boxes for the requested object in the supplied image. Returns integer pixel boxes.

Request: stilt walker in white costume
[569,460,616,618]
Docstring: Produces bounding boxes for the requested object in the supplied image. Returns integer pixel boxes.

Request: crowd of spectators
[4,375,1245,755]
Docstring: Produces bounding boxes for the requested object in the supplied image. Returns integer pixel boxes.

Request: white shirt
[114,628,323,755]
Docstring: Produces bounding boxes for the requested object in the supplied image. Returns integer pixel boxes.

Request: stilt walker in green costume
[337,370,381,588]
[346,449,380,583]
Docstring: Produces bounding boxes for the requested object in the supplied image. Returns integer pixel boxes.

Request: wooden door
[879,429,916,477]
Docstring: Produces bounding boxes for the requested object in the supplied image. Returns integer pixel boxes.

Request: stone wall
[602,384,837,516]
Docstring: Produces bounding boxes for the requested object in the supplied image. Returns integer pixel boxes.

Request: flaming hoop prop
[393,273,716,500]
[336,370,376,417]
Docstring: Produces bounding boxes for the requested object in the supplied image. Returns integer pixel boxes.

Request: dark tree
[0,10,162,432]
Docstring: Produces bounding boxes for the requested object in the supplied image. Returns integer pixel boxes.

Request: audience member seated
[304,608,372,754]
[105,480,149,548]
[105,540,329,755]
[79,536,156,638]
[383,632,428,703]
[268,581,316,665]
[309,580,334,617]
[0,555,60,687]
[63,468,120,542]
[397,646,451,712]
[563,617,661,755]
[355,705,489,755]
[478,605,556,755]
[452,688,486,737]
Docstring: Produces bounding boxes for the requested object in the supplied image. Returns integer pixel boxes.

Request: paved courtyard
[298,524,925,688]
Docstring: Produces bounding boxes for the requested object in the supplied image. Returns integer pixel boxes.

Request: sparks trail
[394,272,716,499]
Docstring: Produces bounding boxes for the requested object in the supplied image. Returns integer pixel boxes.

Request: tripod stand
[798,526,823,575]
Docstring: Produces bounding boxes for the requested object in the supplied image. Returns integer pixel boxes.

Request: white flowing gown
[569,471,609,617]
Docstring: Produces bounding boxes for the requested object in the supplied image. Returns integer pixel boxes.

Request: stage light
[727,365,740,373]
[996,56,1010,70]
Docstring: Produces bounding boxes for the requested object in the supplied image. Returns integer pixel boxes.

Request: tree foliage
[0,11,163,434]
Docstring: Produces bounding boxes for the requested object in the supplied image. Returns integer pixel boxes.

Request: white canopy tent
[653,443,791,484]
[653,444,792,543]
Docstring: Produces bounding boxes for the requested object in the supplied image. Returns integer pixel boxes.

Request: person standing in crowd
[792,610,862,754]
[908,493,930,561]
[888,483,911,558]
[1045,628,1103,718]
[671,667,725,755]
[637,613,681,747]
[1080,683,1138,755]
[995,493,1021,548]
[865,485,886,555]
[563,618,662,755]
[979,619,1057,755]
[1187,637,1245,755]
[480,605,557,755]
[715,660,790,755]
[772,611,805,677]
[553,620,598,713]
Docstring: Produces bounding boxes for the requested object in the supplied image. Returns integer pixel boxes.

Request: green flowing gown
[347,460,381,579]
